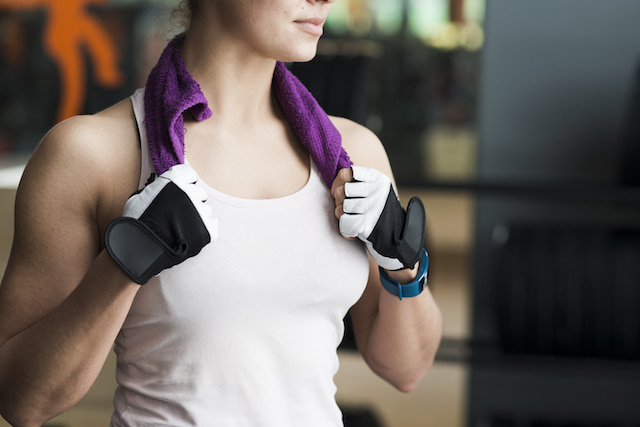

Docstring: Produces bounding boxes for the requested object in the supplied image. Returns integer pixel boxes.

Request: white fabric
[110,89,369,426]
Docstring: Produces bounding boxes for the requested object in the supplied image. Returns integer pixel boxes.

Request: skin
[0,0,442,425]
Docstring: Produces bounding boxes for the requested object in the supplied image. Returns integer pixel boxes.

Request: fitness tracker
[379,249,429,300]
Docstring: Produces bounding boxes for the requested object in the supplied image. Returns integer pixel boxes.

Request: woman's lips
[295,17,325,37]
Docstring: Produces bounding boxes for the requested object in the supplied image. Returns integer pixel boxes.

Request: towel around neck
[143,36,352,188]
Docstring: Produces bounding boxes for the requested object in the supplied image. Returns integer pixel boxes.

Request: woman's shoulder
[32,99,140,181]
[329,115,392,174]
[43,99,138,165]
[18,98,141,225]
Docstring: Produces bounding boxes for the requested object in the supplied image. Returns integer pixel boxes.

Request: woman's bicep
[0,122,104,343]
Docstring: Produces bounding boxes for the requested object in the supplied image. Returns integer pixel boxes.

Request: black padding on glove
[105,181,210,284]
[368,186,426,270]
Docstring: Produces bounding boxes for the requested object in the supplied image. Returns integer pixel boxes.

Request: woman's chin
[279,44,320,64]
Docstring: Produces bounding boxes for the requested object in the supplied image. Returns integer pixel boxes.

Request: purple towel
[144,36,352,188]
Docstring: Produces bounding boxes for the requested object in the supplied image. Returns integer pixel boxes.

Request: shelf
[437,338,640,382]
[400,178,640,206]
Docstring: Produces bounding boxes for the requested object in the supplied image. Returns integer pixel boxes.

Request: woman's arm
[0,111,141,426]
[331,117,443,392]
[348,256,442,392]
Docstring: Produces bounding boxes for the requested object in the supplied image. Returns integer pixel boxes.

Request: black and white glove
[339,166,426,271]
[105,164,217,284]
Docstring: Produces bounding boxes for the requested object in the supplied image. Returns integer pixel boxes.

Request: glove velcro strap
[368,187,426,270]
[105,218,187,284]
[397,197,426,267]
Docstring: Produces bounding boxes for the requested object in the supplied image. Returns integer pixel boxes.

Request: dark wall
[476,0,640,186]
[469,1,640,425]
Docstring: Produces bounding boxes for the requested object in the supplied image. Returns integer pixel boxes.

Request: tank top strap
[130,88,154,189]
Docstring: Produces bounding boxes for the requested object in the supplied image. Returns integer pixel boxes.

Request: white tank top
[110,89,370,426]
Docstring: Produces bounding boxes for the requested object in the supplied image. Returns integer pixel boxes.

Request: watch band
[379,249,429,300]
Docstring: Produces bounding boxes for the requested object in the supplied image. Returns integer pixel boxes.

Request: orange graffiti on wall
[0,0,124,122]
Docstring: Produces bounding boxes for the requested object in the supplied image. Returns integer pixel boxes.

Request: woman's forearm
[0,251,138,426]
[362,286,443,393]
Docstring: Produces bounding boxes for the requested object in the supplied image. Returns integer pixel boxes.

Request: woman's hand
[331,166,426,272]
[105,164,217,284]
[330,167,354,232]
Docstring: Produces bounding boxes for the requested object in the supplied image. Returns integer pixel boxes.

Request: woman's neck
[180,30,279,130]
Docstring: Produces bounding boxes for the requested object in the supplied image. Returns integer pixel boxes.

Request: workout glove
[105,164,217,284]
[340,166,426,271]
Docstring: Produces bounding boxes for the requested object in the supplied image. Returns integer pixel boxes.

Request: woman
[0,0,443,425]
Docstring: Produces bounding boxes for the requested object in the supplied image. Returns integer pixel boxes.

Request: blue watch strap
[379,249,429,300]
